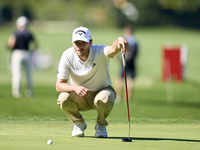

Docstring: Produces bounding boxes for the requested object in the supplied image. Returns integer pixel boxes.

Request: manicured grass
[0,117,200,150]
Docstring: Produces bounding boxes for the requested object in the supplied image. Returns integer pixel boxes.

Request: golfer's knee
[57,92,70,109]
[94,92,115,106]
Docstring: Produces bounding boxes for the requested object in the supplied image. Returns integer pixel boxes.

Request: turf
[0,24,200,150]
[0,117,200,150]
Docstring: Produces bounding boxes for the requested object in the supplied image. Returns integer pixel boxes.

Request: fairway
[0,25,200,150]
[0,117,200,150]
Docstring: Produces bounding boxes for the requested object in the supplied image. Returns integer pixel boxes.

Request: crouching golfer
[56,26,128,138]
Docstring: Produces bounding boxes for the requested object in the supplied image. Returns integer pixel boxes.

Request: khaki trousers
[57,86,116,126]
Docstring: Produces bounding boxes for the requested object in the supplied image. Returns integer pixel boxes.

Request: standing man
[56,26,128,138]
[114,25,139,103]
[7,16,38,98]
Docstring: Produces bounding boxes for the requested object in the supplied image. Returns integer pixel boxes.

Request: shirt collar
[74,47,91,63]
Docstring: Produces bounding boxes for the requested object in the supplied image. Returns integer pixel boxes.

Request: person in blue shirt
[114,25,139,103]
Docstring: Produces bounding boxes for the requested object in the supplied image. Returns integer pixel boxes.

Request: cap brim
[72,37,89,43]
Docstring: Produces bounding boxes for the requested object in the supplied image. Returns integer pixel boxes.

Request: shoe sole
[94,134,107,138]
[72,133,85,137]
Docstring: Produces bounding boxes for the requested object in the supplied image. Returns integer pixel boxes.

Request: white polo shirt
[57,45,111,91]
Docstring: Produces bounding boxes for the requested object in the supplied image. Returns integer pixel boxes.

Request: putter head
[122,137,132,142]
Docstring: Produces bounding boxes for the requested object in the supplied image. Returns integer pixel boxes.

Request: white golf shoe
[94,124,107,138]
[72,121,87,137]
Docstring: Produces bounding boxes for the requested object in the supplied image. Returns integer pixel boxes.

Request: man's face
[73,40,92,60]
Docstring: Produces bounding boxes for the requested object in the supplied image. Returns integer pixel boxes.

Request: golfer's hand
[117,37,129,54]
[74,86,90,98]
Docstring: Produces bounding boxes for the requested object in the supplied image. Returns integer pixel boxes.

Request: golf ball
[47,140,53,145]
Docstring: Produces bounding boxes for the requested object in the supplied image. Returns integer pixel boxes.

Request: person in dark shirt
[114,25,139,103]
[7,16,38,98]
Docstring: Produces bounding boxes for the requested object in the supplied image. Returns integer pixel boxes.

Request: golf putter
[121,53,132,142]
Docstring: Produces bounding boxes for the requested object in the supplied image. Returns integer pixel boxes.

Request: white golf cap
[16,16,28,27]
[72,26,92,42]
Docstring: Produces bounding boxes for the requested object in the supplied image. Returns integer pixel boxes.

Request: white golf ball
[47,140,53,145]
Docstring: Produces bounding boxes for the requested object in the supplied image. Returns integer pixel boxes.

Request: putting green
[0,118,199,150]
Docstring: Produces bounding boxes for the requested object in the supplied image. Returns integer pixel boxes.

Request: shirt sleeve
[103,46,110,56]
[93,45,110,60]
[57,52,70,79]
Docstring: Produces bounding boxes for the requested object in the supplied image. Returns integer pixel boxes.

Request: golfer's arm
[56,78,76,93]
[107,38,122,58]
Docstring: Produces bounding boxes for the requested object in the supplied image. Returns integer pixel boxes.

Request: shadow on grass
[110,137,200,142]
[85,136,200,142]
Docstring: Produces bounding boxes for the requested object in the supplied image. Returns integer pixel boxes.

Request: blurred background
[1,0,200,28]
[0,0,200,28]
[0,0,200,120]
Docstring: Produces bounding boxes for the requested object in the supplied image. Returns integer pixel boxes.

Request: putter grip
[122,53,126,67]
